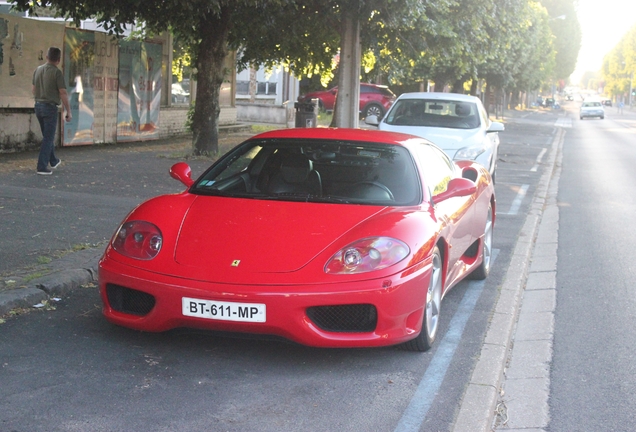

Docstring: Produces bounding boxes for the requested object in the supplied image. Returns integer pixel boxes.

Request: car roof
[394,92,481,103]
[251,127,432,147]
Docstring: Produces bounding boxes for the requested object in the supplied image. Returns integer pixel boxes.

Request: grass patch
[22,271,46,283]
[317,111,333,127]
[251,124,279,134]
[36,256,52,265]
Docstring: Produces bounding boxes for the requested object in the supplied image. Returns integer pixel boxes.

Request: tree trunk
[332,1,360,128]
[191,7,231,156]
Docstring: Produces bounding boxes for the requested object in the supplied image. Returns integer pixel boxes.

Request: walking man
[32,46,72,175]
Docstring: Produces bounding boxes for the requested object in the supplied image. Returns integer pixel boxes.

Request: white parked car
[579,100,605,120]
[366,92,504,181]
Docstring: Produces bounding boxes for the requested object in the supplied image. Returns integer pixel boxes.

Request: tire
[601,116,604,119]
[402,246,443,352]
[469,203,493,280]
[363,103,384,119]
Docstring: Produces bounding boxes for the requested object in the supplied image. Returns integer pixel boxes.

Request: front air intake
[106,284,156,316]
[306,304,377,332]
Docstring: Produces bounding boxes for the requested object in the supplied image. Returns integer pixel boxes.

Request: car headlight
[454,141,488,161]
[325,237,410,274]
[112,221,163,260]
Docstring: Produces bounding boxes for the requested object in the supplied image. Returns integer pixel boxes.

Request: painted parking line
[555,118,572,128]
[531,148,547,172]
[395,250,500,432]
[497,184,528,216]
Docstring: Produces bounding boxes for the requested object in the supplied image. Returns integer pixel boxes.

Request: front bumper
[98,257,432,348]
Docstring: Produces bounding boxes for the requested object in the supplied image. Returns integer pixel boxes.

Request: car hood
[174,196,385,276]
[379,124,483,156]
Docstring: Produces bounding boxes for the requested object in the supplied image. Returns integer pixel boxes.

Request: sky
[571,0,636,82]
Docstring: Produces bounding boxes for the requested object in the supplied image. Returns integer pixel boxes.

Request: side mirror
[365,115,380,126]
[170,162,194,187]
[487,121,505,133]
[433,177,476,203]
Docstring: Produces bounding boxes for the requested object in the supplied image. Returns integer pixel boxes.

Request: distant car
[544,97,555,108]
[300,83,396,119]
[98,128,495,352]
[366,92,504,182]
[580,101,605,119]
[171,83,190,104]
[601,98,612,107]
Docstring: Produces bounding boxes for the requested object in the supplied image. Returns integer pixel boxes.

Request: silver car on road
[366,92,504,181]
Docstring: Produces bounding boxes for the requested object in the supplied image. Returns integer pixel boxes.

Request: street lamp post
[629,72,634,107]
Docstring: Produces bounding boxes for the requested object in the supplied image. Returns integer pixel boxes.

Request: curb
[0,248,100,317]
[452,124,563,431]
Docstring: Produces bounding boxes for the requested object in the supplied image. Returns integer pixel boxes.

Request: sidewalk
[0,123,270,316]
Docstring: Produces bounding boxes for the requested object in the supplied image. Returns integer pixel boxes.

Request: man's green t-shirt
[32,63,66,105]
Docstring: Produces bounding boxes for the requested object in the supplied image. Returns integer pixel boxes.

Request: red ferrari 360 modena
[99,128,495,351]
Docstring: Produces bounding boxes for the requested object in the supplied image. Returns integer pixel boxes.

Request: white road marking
[555,117,572,128]
[395,250,499,432]
[531,148,547,172]
[502,184,528,215]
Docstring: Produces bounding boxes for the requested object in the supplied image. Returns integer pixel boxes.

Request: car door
[415,144,475,287]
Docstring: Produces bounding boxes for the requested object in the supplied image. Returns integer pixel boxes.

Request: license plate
[182,297,266,323]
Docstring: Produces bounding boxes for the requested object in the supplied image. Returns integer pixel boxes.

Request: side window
[415,144,454,196]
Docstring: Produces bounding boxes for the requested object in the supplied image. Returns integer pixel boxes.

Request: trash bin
[294,98,318,128]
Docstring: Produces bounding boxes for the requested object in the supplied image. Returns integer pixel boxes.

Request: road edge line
[452,126,564,432]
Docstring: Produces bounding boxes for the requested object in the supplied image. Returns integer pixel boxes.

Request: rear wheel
[363,103,384,119]
[469,203,493,280]
[402,246,442,352]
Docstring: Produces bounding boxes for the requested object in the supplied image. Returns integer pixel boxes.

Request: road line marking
[503,184,528,215]
[394,250,499,432]
[555,118,572,128]
[531,148,547,172]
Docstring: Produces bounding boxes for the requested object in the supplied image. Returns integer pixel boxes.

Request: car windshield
[191,138,422,206]
[582,102,602,107]
[384,99,480,129]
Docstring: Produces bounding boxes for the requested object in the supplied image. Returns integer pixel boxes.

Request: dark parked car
[300,83,396,119]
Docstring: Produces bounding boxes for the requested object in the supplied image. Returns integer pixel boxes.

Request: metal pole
[630,72,633,107]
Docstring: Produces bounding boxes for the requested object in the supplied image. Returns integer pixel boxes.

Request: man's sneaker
[37,169,52,175]
[50,159,62,169]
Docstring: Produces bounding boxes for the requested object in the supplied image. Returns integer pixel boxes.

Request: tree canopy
[13,0,581,153]
[601,24,636,100]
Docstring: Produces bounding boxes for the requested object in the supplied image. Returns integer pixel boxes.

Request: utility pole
[629,71,634,107]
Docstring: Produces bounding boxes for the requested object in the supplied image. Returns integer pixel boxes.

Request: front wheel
[469,203,493,280]
[402,246,443,352]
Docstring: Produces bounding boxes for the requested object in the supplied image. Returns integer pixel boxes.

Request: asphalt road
[548,104,636,430]
[0,111,562,431]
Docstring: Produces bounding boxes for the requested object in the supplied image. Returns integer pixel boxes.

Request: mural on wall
[62,29,161,145]
[0,13,66,108]
[117,40,162,142]
[63,29,95,146]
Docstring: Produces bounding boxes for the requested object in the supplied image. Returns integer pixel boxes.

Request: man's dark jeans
[35,102,60,172]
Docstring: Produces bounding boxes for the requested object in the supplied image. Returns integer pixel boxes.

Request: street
[1,104,634,431]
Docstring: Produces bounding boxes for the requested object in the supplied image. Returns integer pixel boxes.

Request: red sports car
[99,128,495,351]
[300,83,396,119]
